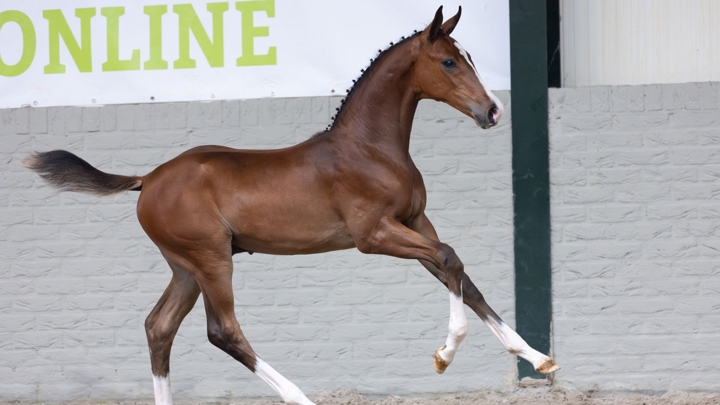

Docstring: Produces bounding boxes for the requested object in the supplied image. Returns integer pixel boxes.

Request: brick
[30,108,48,134]
[85,133,137,149]
[35,278,86,295]
[587,205,642,223]
[14,331,64,349]
[672,148,720,165]
[14,108,30,134]
[0,208,33,225]
[701,82,720,110]
[64,331,115,347]
[552,206,586,223]
[245,308,299,325]
[36,314,87,330]
[164,102,187,129]
[685,82,703,110]
[563,224,615,242]
[614,223,673,240]
[616,150,670,166]
[617,184,671,203]
[588,132,643,148]
[65,107,83,132]
[644,167,697,183]
[564,87,592,113]
[560,114,613,132]
[561,151,614,168]
[552,134,587,151]
[562,186,615,204]
[0,136,31,154]
[134,105,152,130]
[613,112,669,129]
[0,110,13,135]
[587,168,642,184]
[611,85,644,112]
[221,100,241,127]
[82,107,101,132]
[591,86,611,112]
[1,314,36,331]
[663,83,685,110]
[34,207,85,224]
[670,111,720,128]
[117,105,134,130]
[643,84,663,111]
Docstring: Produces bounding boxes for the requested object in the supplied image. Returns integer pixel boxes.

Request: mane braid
[316,31,423,135]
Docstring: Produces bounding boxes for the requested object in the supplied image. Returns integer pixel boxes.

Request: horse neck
[332,42,419,154]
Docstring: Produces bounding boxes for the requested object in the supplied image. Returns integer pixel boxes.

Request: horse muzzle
[472,103,503,129]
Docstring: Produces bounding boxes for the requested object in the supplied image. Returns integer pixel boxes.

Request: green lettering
[173,3,228,69]
[236,0,276,66]
[43,8,96,74]
[101,7,140,71]
[0,11,36,77]
[144,5,168,70]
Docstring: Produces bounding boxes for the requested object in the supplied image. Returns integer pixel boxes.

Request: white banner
[0,0,509,108]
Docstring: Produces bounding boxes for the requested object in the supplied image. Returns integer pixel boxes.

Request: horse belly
[227,197,356,255]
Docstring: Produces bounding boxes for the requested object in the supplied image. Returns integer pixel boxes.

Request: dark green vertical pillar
[509,0,552,380]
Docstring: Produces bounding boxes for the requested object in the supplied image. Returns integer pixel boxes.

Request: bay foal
[26,6,558,405]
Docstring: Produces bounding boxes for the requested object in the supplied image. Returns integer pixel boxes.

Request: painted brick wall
[0,92,515,401]
[550,83,720,391]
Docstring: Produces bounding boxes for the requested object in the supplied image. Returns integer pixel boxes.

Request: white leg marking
[484,318,553,371]
[255,357,315,405]
[436,289,468,367]
[453,41,505,121]
[152,375,173,405]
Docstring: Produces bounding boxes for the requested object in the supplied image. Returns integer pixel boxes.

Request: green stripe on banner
[509,0,552,381]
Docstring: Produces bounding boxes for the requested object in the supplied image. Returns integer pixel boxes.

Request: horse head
[413,6,504,129]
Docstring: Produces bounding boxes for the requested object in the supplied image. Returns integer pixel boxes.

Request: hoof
[536,358,560,374]
[433,346,449,374]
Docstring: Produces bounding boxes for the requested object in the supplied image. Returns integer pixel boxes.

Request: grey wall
[550,83,720,391]
[5,82,720,401]
[0,92,516,401]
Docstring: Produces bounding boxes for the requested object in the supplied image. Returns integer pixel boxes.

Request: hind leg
[180,251,314,405]
[145,256,201,405]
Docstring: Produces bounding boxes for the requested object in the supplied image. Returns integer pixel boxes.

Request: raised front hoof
[433,346,449,374]
[535,358,560,374]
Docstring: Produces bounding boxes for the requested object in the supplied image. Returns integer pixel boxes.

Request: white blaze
[453,41,504,121]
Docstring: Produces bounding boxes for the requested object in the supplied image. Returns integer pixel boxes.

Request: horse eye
[442,59,456,69]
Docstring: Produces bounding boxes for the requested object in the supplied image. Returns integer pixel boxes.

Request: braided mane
[312,30,424,137]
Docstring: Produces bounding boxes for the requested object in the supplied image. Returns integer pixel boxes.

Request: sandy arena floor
[229,388,720,405]
[3,389,719,405]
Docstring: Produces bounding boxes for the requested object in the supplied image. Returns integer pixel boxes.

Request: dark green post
[509,0,552,380]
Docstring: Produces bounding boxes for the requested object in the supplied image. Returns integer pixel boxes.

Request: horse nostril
[487,104,499,125]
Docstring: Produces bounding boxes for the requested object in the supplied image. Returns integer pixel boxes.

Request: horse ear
[441,6,462,35]
[424,5,444,42]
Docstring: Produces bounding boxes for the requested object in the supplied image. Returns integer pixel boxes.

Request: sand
[4,388,719,405]
[242,388,720,405]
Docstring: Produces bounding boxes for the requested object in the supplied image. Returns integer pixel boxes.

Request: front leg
[352,217,468,373]
[410,213,559,375]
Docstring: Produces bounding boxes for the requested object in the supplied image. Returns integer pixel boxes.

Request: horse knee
[206,321,248,354]
[438,245,464,280]
[145,314,173,345]
[207,322,258,370]
[207,322,229,350]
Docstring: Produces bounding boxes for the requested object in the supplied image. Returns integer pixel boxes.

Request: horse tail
[23,150,143,196]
